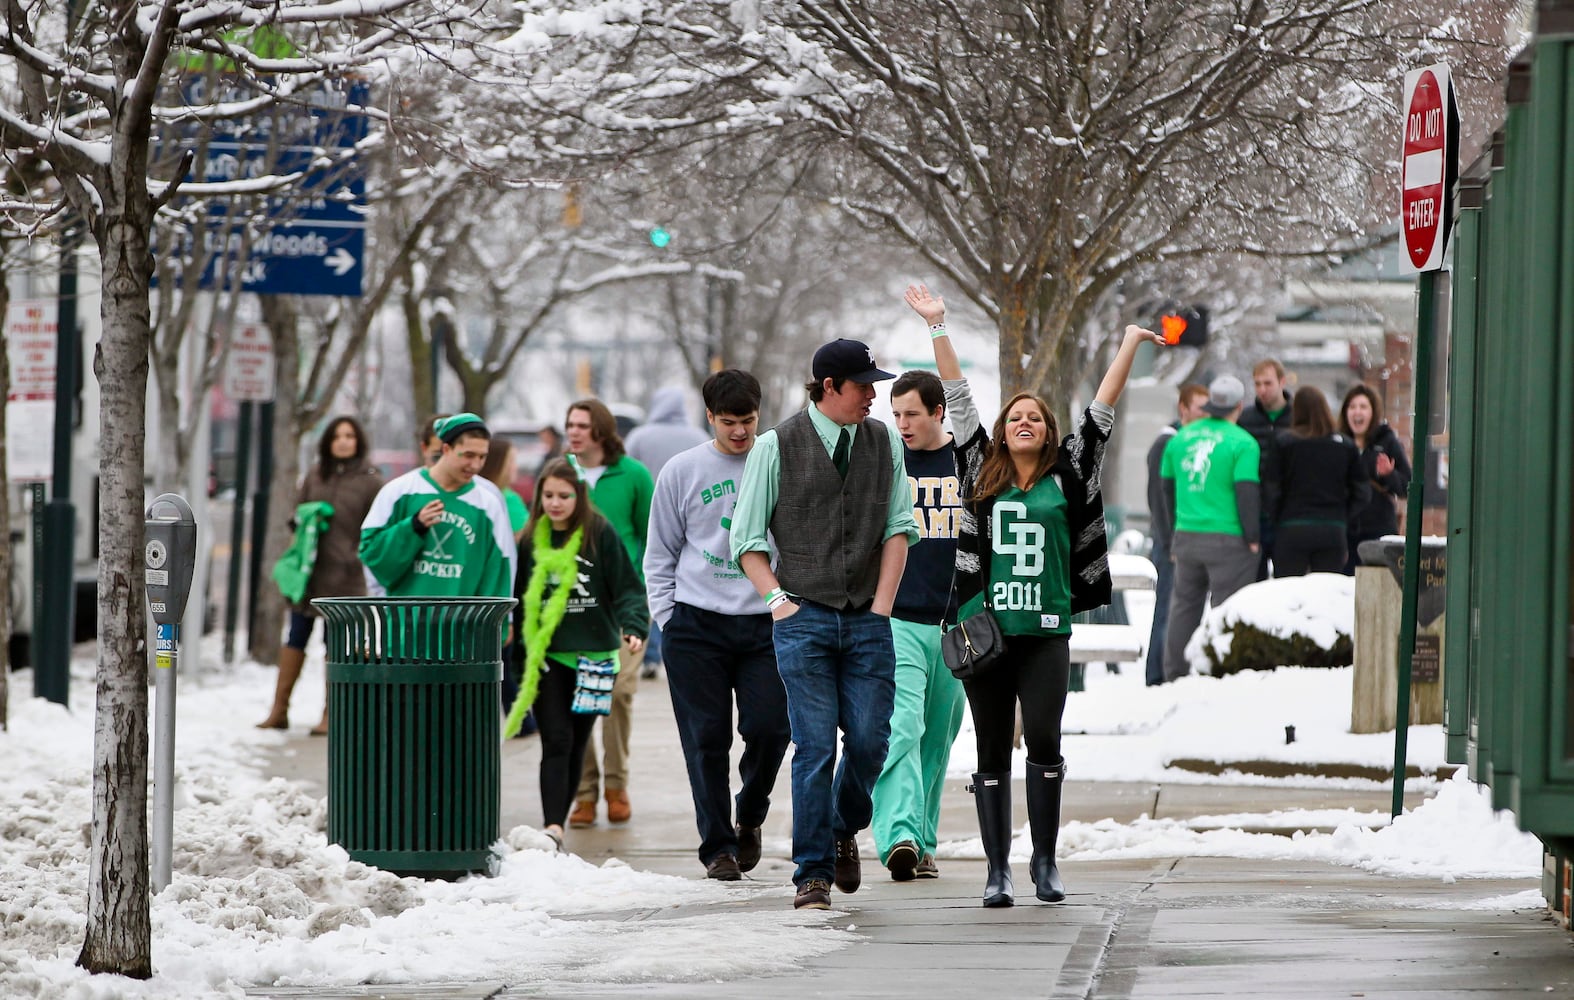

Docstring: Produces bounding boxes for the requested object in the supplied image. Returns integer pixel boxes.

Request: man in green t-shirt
[1159,375,1261,681]
[359,413,517,599]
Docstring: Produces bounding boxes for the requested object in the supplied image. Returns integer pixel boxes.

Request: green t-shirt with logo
[958,478,1072,637]
[1160,417,1260,536]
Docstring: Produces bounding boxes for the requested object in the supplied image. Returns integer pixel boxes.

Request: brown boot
[605,788,631,824]
[257,646,306,729]
[568,799,597,828]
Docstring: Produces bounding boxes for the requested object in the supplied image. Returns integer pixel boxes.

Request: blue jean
[1145,536,1173,686]
[644,618,664,666]
[664,604,791,865]
[772,600,896,886]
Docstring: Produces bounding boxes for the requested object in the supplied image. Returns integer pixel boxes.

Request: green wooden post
[1392,268,1439,819]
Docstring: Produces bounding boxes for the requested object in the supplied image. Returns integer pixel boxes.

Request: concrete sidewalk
[258,671,1573,1000]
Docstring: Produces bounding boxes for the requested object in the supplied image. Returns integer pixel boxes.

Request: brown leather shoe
[569,799,597,828]
[705,853,742,881]
[605,789,631,823]
[916,852,940,878]
[886,840,919,882]
[736,824,763,872]
[793,878,832,910]
[833,837,861,893]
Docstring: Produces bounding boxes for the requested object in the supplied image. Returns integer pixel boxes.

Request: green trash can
[312,596,516,878]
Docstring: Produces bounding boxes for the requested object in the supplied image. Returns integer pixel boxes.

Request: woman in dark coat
[257,416,385,733]
[1338,385,1412,574]
[1272,386,1369,576]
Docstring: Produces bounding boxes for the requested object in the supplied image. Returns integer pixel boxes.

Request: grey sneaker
[915,852,939,878]
[794,878,832,910]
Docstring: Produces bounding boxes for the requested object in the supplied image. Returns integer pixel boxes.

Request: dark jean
[1145,536,1173,686]
[1273,522,1347,577]
[284,611,316,651]
[664,603,791,865]
[772,600,896,886]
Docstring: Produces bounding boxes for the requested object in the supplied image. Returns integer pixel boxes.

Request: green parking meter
[145,493,197,893]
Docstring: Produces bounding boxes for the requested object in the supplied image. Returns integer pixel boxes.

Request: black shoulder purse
[940,506,1006,680]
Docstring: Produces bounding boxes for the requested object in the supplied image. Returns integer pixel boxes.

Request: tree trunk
[403,290,436,422]
[76,198,154,979]
[0,259,11,729]
[247,297,301,666]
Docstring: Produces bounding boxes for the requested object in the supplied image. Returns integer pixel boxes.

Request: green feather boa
[504,518,583,738]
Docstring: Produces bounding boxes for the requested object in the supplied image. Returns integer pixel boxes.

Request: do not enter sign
[1400,64,1459,273]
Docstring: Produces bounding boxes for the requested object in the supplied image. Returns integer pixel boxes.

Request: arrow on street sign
[324,247,356,276]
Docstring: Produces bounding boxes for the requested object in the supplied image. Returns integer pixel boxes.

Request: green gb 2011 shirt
[1160,417,1260,536]
[359,468,517,598]
[959,478,1072,637]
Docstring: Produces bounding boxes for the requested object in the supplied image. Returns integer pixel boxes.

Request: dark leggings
[963,633,1071,773]
[534,657,598,827]
[1273,522,1347,577]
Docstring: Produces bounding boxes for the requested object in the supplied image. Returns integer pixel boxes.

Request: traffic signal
[648,226,671,249]
[1158,305,1209,346]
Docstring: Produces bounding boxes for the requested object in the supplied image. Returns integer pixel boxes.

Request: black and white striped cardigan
[944,380,1114,625]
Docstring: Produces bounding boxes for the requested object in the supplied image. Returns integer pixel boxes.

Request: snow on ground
[939,584,1543,887]
[1184,573,1355,675]
[0,650,849,1000]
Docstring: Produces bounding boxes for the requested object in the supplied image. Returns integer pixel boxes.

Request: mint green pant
[871,617,966,863]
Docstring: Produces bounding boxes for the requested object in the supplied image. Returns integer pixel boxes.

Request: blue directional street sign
[180,76,369,297]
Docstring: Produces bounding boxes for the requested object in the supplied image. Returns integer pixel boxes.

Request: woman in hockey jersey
[505,458,648,850]
[907,283,1161,907]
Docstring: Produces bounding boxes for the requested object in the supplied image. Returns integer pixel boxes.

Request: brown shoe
[705,853,742,881]
[833,837,861,893]
[569,799,597,828]
[916,853,939,878]
[605,789,631,824]
[886,840,919,882]
[793,878,832,910]
[736,824,763,872]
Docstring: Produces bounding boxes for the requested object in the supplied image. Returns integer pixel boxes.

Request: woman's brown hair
[528,458,602,557]
[316,415,368,472]
[970,392,1060,501]
[1337,384,1385,443]
[479,439,516,490]
[1288,386,1336,439]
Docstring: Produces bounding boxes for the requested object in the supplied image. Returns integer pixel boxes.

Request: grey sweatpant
[1163,532,1258,681]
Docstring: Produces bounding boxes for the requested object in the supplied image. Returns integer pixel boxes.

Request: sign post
[145,494,198,892]
[1392,63,1459,818]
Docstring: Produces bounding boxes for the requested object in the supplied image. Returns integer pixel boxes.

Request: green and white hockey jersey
[358,469,517,598]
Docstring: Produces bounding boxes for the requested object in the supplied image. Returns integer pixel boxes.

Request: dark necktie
[832,427,851,478]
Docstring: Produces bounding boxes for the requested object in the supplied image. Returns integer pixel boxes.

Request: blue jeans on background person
[663,603,791,866]
[1145,536,1173,686]
[644,618,664,667]
[772,600,896,887]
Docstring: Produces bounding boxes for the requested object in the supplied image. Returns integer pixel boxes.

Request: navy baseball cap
[812,339,895,384]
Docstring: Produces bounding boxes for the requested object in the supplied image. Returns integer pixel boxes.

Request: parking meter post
[151,623,178,891]
[144,494,198,893]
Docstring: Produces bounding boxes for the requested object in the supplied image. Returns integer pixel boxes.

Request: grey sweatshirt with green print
[643,440,771,628]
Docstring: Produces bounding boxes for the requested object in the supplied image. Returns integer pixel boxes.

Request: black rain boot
[969,772,1015,908]
[1025,759,1067,902]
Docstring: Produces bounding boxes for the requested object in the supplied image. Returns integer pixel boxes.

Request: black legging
[533,658,598,827]
[963,634,1071,773]
[1273,522,1347,577]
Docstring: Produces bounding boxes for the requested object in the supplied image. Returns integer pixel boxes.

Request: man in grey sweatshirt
[643,369,792,881]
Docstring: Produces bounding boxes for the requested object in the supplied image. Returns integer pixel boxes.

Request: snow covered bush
[1184,574,1354,676]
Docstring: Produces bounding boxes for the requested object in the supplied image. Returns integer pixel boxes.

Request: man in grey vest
[732,338,919,911]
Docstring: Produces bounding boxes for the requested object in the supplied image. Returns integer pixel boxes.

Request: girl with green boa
[508,460,648,848]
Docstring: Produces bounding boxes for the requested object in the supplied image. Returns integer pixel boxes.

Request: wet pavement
[257,669,1574,1000]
